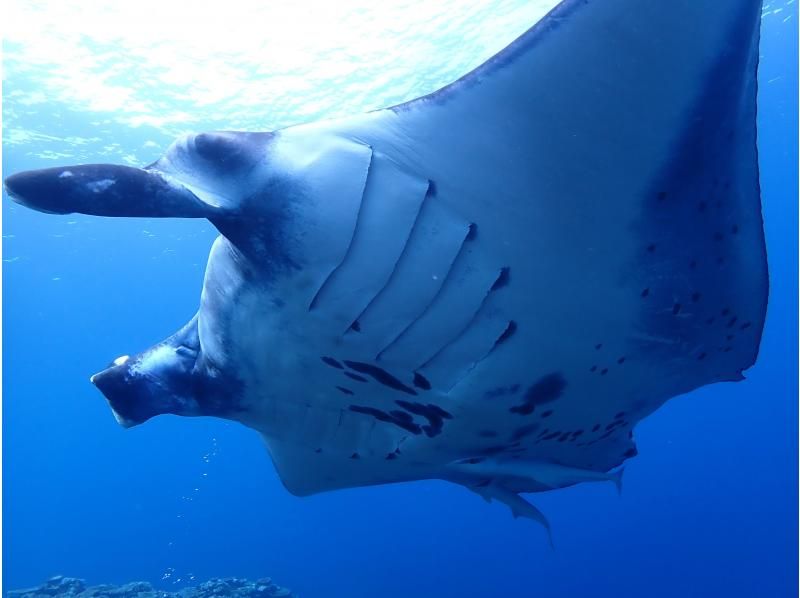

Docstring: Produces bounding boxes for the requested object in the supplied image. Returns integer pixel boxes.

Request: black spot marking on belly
[350,320,361,332]
[322,356,344,369]
[540,410,554,418]
[395,400,453,437]
[509,372,567,415]
[623,447,638,458]
[385,452,398,460]
[350,452,360,460]
[348,405,422,435]
[336,386,354,395]
[389,410,416,425]
[345,372,368,383]
[592,424,601,432]
[344,361,417,395]
[413,372,431,390]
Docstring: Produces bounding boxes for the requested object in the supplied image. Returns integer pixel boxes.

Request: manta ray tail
[612,468,624,496]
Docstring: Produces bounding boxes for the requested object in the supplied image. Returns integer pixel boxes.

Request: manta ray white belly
[3,0,767,536]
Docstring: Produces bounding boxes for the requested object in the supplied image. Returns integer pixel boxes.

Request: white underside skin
[170,0,765,530]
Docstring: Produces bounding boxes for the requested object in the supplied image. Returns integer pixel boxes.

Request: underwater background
[2,1,797,597]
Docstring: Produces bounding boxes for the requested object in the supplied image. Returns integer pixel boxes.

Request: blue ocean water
[2,2,797,597]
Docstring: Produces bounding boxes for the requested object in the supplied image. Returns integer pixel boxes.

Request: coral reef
[7,575,295,598]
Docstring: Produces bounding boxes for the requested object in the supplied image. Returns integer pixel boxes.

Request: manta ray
[4,0,767,538]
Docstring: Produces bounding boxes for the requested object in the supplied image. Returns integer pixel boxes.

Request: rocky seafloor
[7,576,296,598]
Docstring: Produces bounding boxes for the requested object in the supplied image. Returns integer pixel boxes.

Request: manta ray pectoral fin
[469,483,554,547]
[3,163,223,218]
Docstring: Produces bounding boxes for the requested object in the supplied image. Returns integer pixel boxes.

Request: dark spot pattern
[540,409,554,418]
[412,372,431,390]
[348,405,422,435]
[344,361,417,395]
[322,356,343,369]
[336,386,354,396]
[395,400,453,437]
[349,320,361,332]
[509,372,567,415]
